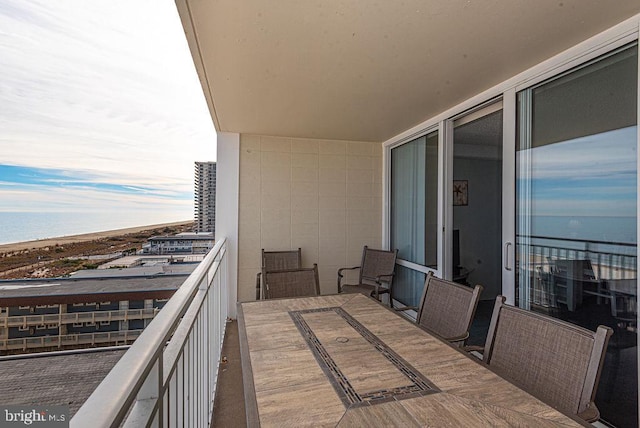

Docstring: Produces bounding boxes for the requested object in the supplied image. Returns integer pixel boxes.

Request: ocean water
[530,215,637,245]
[525,215,637,260]
[0,212,191,245]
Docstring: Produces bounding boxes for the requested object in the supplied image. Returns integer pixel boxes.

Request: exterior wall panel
[238,134,382,300]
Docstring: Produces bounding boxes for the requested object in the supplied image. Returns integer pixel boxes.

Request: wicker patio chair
[469,296,612,423]
[397,272,483,346]
[338,246,398,305]
[263,264,320,299]
[256,248,302,299]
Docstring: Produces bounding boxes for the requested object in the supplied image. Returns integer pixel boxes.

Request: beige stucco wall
[237,134,382,301]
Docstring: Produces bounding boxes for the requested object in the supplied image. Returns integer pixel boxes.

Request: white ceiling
[176,0,639,142]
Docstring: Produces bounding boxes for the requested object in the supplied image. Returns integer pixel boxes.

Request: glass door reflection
[516,43,638,427]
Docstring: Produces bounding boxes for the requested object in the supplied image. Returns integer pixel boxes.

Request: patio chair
[397,272,483,346]
[337,246,398,305]
[263,264,320,299]
[468,295,612,423]
[256,248,302,299]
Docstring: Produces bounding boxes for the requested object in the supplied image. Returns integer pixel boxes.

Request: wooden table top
[238,293,587,427]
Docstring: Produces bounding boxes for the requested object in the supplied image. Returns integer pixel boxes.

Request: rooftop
[0,348,126,417]
[71,263,199,278]
[0,275,187,301]
[148,233,214,241]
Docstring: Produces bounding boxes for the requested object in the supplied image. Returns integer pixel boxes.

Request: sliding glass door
[390,130,439,306]
[516,43,638,427]
[450,102,503,301]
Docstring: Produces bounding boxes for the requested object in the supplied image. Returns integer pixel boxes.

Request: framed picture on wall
[453,180,468,206]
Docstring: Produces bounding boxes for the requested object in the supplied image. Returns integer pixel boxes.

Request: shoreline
[0,220,193,253]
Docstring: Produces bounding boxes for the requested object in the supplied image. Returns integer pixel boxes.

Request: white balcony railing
[71,238,229,427]
[1,308,158,328]
[0,329,143,351]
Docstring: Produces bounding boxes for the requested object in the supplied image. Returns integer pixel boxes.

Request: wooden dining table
[237,293,588,427]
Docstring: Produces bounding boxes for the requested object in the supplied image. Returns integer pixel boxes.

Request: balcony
[65,234,636,427]
[68,2,640,426]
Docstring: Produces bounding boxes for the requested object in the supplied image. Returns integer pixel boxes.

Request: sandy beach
[0,220,192,253]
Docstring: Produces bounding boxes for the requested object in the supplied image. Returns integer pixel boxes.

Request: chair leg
[370,289,393,307]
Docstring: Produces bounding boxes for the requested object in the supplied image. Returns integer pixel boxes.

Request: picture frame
[453,180,468,206]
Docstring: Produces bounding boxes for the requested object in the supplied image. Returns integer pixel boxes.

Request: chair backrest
[551,258,596,280]
[359,246,398,285]
[263,265,320,300]
[262,248,302,271]
[483,296,612,421]
[416,272,483,343]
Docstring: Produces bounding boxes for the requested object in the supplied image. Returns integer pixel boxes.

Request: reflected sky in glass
[521,126,637,218]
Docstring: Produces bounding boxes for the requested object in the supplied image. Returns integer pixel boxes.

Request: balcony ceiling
[176,0,639,143]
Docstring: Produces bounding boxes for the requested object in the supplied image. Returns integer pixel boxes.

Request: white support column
[144,300,153,328]
[0,307,7,340]
[120,300,129,331]
[502,88,517,305]
[216,132,240,318]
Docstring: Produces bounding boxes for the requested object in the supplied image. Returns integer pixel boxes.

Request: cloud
[0,0,216,215]
[530,198,637,217]
[518,126,638,217]
[525,127,637,181]
[0,165,192,197]
[1,182,192,214]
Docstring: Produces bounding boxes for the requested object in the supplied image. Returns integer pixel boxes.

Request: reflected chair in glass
[606,278,637,325]
[337,246,398,306]
[256,248,302,300]
[263,264,320,300]
[397,271,483,346]
[548,258,600,311]
[468,296,612,423]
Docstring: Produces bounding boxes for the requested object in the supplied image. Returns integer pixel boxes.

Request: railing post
[123,355,163,428]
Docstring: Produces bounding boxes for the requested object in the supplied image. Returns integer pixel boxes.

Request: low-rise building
[142,232,214,255]
[0,273,190,354]
[94,254,204,271]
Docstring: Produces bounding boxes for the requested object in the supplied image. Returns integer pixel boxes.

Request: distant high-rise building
[194,162,216,235]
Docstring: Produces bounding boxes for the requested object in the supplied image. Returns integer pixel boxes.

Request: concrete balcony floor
[212,319,246,428]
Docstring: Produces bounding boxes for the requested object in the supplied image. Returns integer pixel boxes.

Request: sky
[0,0,217,218]
[521,126,637,217]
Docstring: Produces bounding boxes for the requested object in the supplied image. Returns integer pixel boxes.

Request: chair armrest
[255,272,262,300]
[393,306,418,321]
[463,345,484,359]
[394,306,418,312]
[374,273,394,284]
[370,273,395,303]
[445,332,469,347]
[338,266,361,277]
[577,403,600,423]
[337,266,360,293]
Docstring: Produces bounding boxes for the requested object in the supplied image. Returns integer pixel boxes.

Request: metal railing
[518,235,636,310]
[518,235,637,279]
[1,308,158,328]
[0,329,142,351]
[71,238,228,427]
